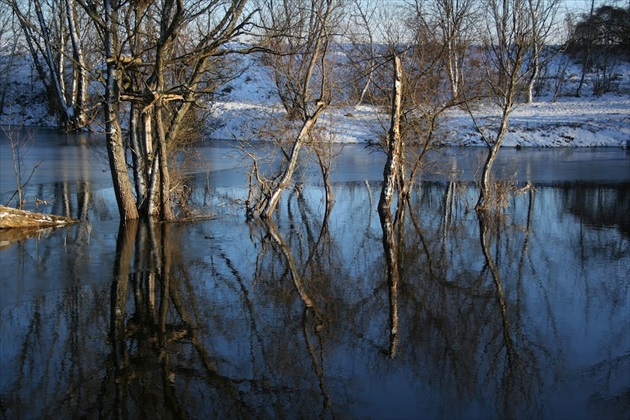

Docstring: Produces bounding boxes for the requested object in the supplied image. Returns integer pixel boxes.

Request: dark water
[1,131,629,419]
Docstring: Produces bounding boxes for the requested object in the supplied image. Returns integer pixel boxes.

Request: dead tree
[378,55,403,216]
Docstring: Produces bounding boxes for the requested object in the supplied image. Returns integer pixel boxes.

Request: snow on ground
[443,96,630,147]
[2,51,629,147]
[208,52,630,147]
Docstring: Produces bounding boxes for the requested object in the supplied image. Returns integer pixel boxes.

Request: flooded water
[1,130,629,419]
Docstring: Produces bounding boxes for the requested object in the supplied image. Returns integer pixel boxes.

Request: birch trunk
[378,55,403,214]
[64,0,88,128]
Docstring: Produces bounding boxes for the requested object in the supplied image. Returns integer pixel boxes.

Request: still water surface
[0,130,629,419]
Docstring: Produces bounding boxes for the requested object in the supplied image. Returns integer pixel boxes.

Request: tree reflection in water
[108,219,249,417]
[0,181,628,418]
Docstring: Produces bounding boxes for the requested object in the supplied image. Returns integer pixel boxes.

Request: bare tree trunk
[156,108,174,221]
[446,36,460,99]
[378,55,403,214]
[314,145,334,214]
[378,58,408,355]
[470,0,532,211]
[128,105,146,204]
[526,42,540,103]
[104,0,138,221]
[0,19,19,115]
[64,0,88,129]
[260,111,323,219]
[576,0,596,97]
[476,107,510,211]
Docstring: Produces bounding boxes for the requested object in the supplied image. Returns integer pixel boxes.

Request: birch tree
[6,0,91,131]
[378,55,403,216]
[370,2,463,217]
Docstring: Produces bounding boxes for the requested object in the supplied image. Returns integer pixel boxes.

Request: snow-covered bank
[207,53,630,148]
[442,96,630,147]
[2,52,629,148]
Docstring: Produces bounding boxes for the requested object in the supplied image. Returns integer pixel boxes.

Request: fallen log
[0,205,79,229]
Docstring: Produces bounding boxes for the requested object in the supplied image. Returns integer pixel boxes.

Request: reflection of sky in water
[0,133,628,419]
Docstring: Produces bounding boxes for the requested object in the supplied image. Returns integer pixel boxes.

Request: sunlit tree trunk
[378,55,402,214]
[104,0,138,221]
[247,0,338,219]
[526,42,540,103]
[477,105,511,210]
[469,0,532,211]
[260,114,324,218]
[64,0,88,128]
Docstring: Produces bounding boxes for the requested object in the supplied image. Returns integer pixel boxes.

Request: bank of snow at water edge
[1,51,628,148]
[207,53,630,148]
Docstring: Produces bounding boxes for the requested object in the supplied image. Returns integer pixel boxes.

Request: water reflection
[108,220,249,418]
[557,182,630,237]
[1,180,628,418]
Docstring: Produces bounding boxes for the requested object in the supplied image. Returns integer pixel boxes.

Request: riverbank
[2,53,629,147]
[207,53,630,147]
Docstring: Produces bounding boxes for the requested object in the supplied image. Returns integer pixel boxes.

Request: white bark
[378,55,403,214]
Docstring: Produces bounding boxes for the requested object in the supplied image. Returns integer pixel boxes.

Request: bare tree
[78,0,253,221]
[416,0,478,100]
[466,0,534,211]
[346,0,379,106]
[378,55,403,215]
[246,0,341,219]
[524,0,562,103]
[365,3,464,217]
[574,0,596,97]
[6,0,91,131]
[2,125,41,209]
[0,2,19,115]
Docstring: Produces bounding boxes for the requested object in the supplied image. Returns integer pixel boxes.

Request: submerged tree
[466,0,535,211]
[245,0,342,219]
[365,1,465,218]
[77,0,253,221]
